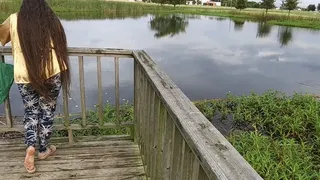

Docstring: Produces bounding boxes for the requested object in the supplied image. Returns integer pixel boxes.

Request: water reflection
[208,17,227,21]
[149,14,189,38]
[2,13,320,116]
[256,22,272,38]
[233,20,245,31]
[278,26,293,47]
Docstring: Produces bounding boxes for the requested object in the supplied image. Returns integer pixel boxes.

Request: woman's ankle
[26,146,36,154]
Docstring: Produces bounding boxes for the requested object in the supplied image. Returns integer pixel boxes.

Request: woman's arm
[0,16,11,46]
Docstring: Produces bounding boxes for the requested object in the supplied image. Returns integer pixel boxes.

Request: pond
[1,14,320,116]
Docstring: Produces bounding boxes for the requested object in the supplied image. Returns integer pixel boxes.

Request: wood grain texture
[0,136,146,179]
[133,50,263,180]
[62,82,73,144]
[151,95,160,179]
[155,103,167,179]
[133,61,140,143]
[141,75,148,158]
[137,67,144,153]
[170,126,184,179]
[97,56,104,126]
[162,114,174,179]
[183,143,200,180]
[114,57,120,127]
[78,56,87,127]
[145,83,152,176]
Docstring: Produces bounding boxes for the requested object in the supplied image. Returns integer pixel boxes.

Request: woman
[0,0,70,173]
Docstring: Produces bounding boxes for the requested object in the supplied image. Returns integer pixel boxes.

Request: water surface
[2,14,320,116]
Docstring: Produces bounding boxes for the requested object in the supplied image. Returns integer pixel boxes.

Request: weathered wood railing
[133,51,263,180]
[0,47,263,180]
[0,47,134,144]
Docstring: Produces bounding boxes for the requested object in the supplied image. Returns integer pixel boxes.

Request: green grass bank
[59,90,320,179]
[195,90,320,179]
[1,0,320,29]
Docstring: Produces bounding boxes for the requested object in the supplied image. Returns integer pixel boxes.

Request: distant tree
[285,0,299,15]
[225,0,237,7]
[247,1,260,8]
[197,0,202,4]
[221,0,229,6]
[307,4,316,11]
[261,0,275,13]
[318,3,320,11]
[167,0,186,7]
[153,0,160,4]
[235,0,247,10]
[153,0,167,5]
[280,0,286,10]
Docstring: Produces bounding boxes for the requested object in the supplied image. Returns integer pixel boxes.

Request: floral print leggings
[17,74,61,153]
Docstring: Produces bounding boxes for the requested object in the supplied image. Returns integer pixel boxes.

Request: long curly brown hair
[17,0,70,99]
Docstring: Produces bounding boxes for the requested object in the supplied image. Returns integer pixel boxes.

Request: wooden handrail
[0,47,135,145]
[133,50,263,180]
[0,47,133,57]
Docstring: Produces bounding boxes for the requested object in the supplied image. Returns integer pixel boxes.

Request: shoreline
[0,0,320,29]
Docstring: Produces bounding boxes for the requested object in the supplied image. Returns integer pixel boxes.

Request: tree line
[306,4,320,11]
[223,0,299,14]
[148,0,188,7]
[148,0,319,14]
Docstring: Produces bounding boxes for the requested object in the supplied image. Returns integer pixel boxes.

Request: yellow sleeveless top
[0,13,67,84]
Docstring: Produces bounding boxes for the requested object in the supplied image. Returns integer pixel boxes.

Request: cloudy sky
[267,0,318,8]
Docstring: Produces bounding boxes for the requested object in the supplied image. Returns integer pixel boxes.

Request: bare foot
[38,145,56,160]
[24,146,36,173]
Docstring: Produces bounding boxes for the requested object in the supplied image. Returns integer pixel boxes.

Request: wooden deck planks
[0,136,146,180]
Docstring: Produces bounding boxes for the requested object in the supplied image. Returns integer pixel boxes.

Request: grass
[195,90,320,179]
[1,0,320,29]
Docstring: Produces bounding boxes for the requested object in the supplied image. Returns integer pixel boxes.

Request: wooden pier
[0,47,263,180]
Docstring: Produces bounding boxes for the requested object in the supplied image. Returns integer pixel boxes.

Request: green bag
[0,61,14,104]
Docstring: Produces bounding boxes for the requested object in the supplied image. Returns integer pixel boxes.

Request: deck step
[0,135,146,180]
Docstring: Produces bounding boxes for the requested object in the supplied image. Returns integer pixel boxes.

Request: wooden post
[78,56,87,127]
[146,86,155,177]
[170,126,184,179]
[151,94,160,179]
[155,103,167,179]
[139,70,146,156]
[133,61,140,143]
[114,57,120,127]
[97,56,104,126]
[62,84,72,145]
[182,145,200,180]
[162,113,174,179]
[144,82,151,176]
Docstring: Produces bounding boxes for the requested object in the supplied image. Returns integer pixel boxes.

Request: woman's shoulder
[9,13,18,18]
